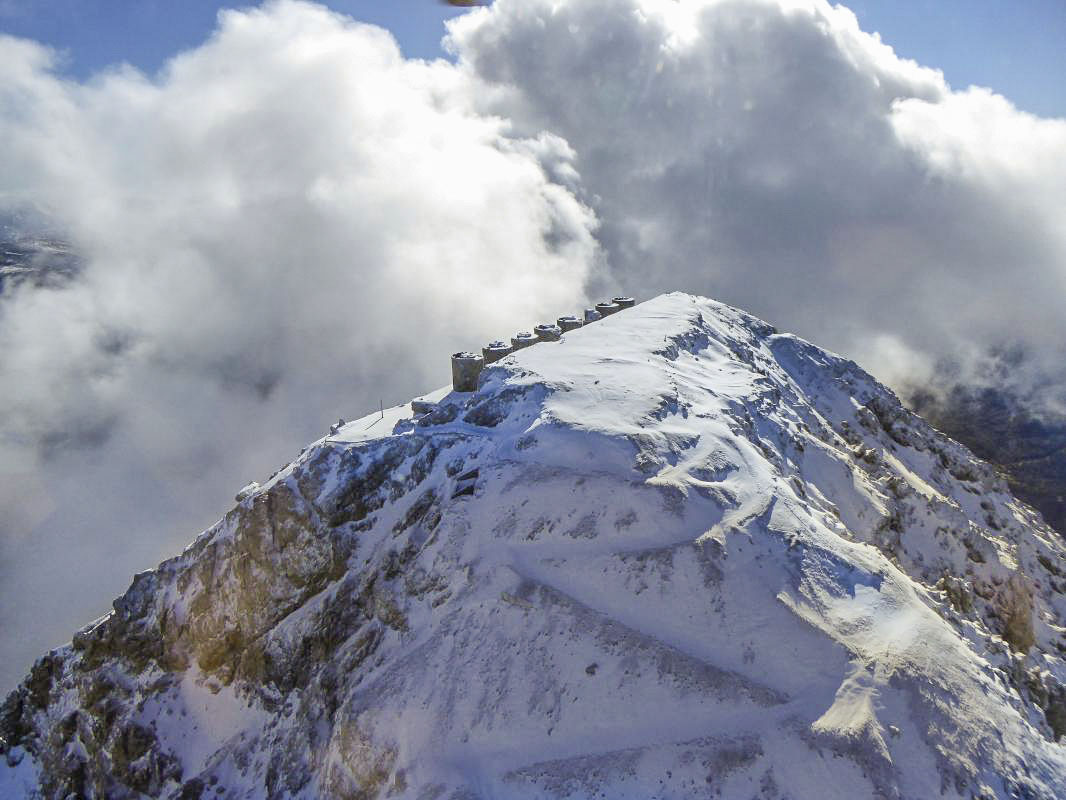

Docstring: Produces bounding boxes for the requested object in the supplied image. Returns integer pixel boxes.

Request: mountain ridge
[2,292,1065,799]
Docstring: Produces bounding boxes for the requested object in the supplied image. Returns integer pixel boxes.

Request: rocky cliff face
[2,293,1065,799]
[910,381,1066,538]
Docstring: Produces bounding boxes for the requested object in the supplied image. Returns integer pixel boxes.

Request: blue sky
[1,0,1064,117]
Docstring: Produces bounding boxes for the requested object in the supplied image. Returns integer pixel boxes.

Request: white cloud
[448,0,1066,396]
[0,0,600,688]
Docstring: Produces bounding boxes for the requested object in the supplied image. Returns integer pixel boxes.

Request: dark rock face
[910,384,1066,536]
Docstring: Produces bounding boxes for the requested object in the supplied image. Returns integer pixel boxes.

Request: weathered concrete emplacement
[511,331,537,350]
[482,340,514,364]
[411,398,437,415]
[534,324,563,342]
[451,351,484,392]
[557,315,583,333]
[447,296,634,383]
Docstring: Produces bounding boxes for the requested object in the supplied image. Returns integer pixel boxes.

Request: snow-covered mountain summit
[3,293,1065,799]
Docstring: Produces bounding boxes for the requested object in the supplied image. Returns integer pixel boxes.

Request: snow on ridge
[2,292,1066,799]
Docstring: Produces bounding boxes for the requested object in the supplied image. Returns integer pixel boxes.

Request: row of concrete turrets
[451,296,636,392]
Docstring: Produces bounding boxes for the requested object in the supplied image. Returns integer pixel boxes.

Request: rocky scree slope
[2,293,1065,800]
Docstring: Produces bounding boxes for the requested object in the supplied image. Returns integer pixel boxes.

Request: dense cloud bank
[2,0,1066,688]
[0,0,599,688]
[450,0,1066,395]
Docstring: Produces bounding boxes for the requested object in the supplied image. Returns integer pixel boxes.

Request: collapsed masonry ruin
[450,296,635,392]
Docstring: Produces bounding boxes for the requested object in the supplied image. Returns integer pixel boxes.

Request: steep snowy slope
[2,293,1065,799]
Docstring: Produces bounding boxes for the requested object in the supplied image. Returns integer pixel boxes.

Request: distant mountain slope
[911,384,1066,536]
[2,293,1065,799]
[0,237,80,294]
